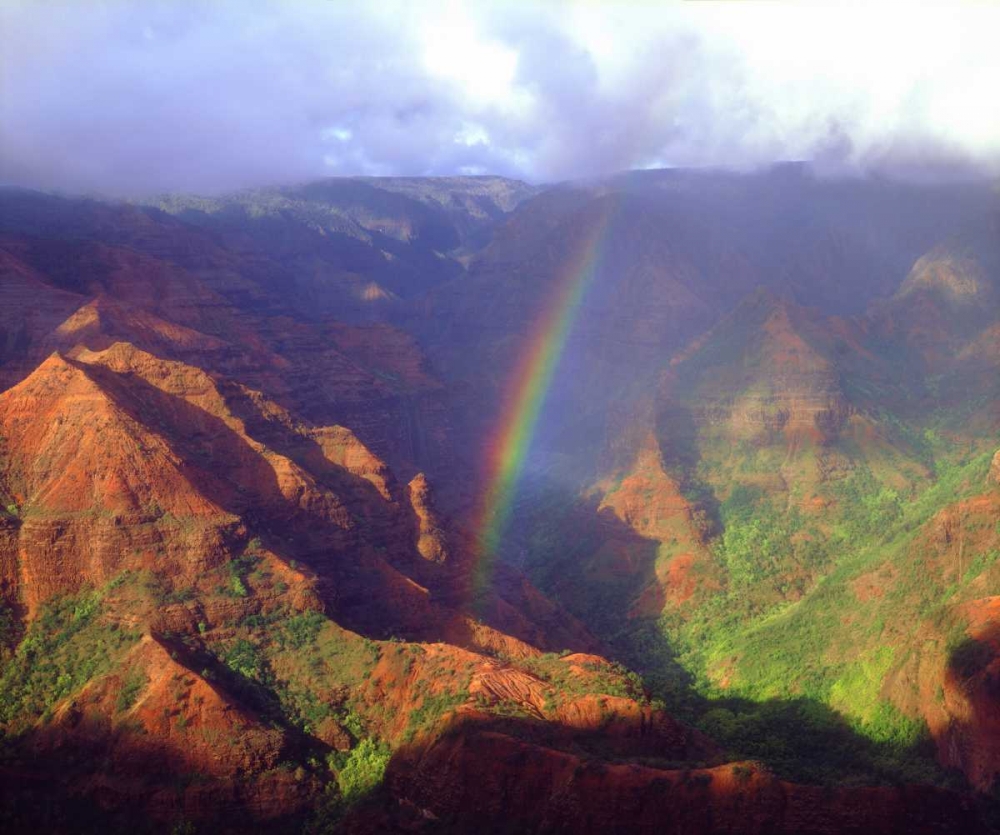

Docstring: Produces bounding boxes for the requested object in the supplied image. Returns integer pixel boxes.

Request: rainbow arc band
[470,202,615,599]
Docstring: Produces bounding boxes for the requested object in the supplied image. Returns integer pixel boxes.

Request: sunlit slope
[513,235,1000,790]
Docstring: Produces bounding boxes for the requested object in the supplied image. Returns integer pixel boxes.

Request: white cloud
[1,0,997,194]
[420,5,519,108]
[455,122,491,147]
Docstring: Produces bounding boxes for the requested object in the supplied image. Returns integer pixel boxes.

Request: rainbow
[471,204,615,598]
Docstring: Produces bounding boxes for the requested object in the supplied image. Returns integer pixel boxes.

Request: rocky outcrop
[0,352,239,613]
[930,597,1000,791]
[407,473,451,564]
[869,242,999,374]
[598,430,718,615]
[669,292,866,448]
[50,635,286,774]
[897,247,990,305]
[879,482,1000,791]
[0,343,415,625]
[15,634,316,831]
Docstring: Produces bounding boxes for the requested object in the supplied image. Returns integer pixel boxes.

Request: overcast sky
[2,0,998,196]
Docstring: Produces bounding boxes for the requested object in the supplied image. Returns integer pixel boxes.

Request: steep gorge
[1,171,999,832]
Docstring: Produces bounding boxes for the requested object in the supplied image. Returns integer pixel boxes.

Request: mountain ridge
[1,169,999,832]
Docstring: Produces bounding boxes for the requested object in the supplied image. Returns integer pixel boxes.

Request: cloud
[1,0,998,195]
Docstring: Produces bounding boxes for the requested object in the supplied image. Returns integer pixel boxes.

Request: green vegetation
[139,571,198,606]
[115,671,146,713]
[717,485,799,591]
[0,600,17,650]
[223,639,265,681]
[517,652,648,704]
[278,610,325,650]
[336,737,390,804]
[659,446,995,785]
[401,687,468,743]
[0,588,140,728]
[304,738,392,835]
[514,385,999,790]
[963,549,1000,584]
[830,468,903,541]
[222,556,258,598]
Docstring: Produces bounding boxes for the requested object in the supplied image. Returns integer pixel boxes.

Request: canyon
[0,167,998,833]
